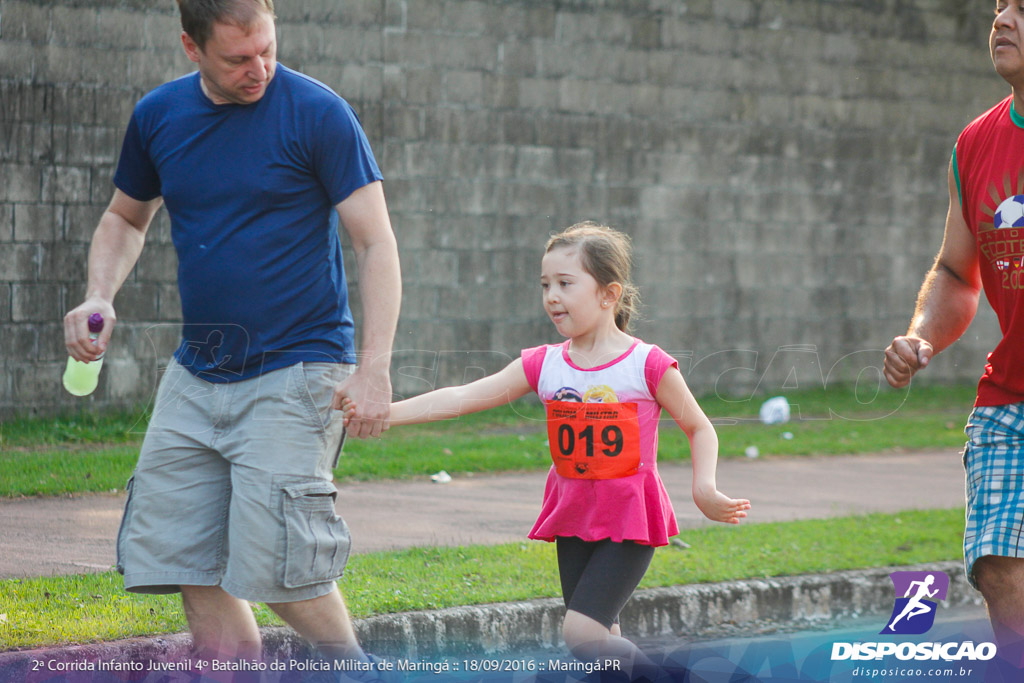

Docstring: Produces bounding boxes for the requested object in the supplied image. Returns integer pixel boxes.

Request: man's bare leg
[267,587,368,663]
[181,585,262,661]
[975,556,1024,668]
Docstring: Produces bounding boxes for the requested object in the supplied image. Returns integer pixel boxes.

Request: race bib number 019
[546,401,641,479]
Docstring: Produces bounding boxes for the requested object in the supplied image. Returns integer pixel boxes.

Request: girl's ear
[602,282,623,309]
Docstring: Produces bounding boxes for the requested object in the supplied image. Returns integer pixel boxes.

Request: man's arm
[884,156,982,388]
[334,180,402,438]
[64,189,163,361]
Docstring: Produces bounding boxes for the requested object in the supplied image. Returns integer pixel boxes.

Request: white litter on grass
[759,396,790,425]
[430,470,452,484]
[744,446,760,459]
[782,431,794,440]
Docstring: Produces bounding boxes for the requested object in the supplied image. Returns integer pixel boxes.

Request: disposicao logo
[881,571,948,635]
[830,571,997,663]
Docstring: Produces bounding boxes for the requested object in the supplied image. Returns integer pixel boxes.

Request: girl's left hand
[694,489,751,524]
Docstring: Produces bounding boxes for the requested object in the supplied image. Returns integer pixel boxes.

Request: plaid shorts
[963,402,1024,588]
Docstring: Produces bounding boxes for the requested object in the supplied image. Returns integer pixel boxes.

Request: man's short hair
[177,0,276,49]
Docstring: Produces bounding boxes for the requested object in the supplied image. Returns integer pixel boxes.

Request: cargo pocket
[280,480,352,588]
[115,476,136,575]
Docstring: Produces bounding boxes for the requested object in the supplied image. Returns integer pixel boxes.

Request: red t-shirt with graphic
[956,95,1024,406]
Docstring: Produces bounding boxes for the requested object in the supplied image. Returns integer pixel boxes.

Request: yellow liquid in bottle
[63,330,104,397]
[63,356,104,396]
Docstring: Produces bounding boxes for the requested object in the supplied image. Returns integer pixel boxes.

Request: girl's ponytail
[614,282,640,333]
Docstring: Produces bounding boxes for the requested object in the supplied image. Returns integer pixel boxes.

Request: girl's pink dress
[522,339,680,547]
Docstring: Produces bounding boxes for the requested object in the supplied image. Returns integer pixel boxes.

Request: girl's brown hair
[545,222,640,333]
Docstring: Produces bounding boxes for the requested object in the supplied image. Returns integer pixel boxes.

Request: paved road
[0,450,967,579]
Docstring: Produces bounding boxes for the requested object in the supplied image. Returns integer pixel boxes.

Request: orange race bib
[546,401,641,479]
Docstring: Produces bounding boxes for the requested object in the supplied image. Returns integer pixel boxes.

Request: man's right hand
[64,298,116,362]
[333,365,392,439]
[884,335,934,388]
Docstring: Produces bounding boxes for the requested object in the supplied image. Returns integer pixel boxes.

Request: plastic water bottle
[62,313,105,396]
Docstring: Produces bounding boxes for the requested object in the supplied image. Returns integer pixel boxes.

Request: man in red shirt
[885,2,1024,663]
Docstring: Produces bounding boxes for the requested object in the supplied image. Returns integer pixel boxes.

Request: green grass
[0,446,139,497]
[0,384,977,496]
[0,409,149,449]
[0,508,963,650]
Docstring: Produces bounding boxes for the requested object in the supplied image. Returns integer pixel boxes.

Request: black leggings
[556,536,655,629]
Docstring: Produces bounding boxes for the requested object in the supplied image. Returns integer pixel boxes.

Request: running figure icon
[888,575,939,631]
[881,571,949,635]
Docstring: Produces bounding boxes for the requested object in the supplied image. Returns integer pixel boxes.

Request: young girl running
[342,222,750,668]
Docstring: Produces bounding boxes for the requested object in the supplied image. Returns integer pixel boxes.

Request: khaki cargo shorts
[117,358,352,602]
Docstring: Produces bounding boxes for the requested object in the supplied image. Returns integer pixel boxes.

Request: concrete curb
[356,561,978,659]
[0,561,979,677]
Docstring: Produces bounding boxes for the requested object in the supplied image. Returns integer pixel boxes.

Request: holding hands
[333,366,391,438]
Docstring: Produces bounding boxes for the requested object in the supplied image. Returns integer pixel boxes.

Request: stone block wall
[0,0,1009,417]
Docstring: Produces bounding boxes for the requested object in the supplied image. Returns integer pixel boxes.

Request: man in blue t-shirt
[63,0,401,670]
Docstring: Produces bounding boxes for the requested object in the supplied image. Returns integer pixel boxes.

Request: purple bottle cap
[87,313,104,334]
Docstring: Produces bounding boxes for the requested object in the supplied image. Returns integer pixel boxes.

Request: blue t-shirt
[114,65,382,382]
